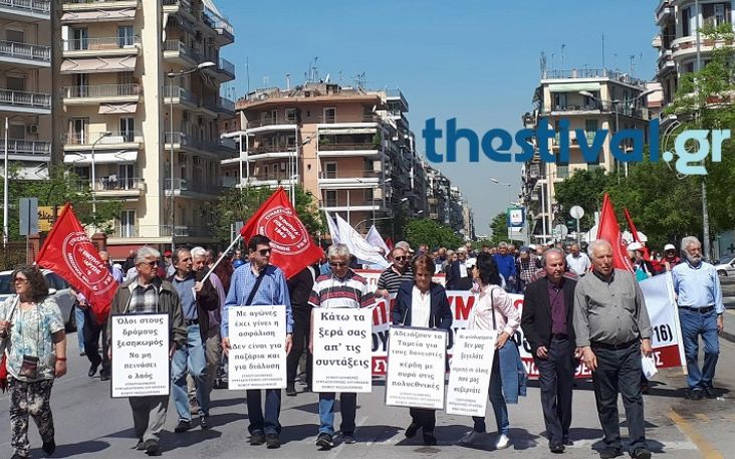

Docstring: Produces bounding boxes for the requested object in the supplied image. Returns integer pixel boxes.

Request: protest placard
[385,326,447,410]
[446,329,496,416]
[228,305,287,390]
[312,308,373,393]
[111,313,169,398]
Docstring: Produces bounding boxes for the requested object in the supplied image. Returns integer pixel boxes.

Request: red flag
[385,237,394,251]
[240,188,322,279]
[623,207,651,261]
[596,194,634,272]
[36,204,118,323]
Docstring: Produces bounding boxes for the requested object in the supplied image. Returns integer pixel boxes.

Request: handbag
[0,297,19,391]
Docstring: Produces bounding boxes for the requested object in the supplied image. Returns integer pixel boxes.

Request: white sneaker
[458,431,483,446]
[495,433,510,450]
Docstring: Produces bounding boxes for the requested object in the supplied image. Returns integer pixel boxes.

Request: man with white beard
[672,236,724,400]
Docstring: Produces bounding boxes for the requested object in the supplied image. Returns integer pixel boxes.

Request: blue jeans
[246,389,282,435]
[679,308,720,390]
[74,305,85,352]
[472,349,509,435]
[172,324,209,421]
[318,392,357,435]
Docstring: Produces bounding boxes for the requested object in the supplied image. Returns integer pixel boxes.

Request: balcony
[63,36,140,57]
[162,40,200,65]
[657,49,675,73]
[163,85,196,106]
[204,57,235,82]
[0,88,51,114]
[0,40,50,67]
[6,139,50,160]
[164,131,234,156]
[541,68,647,87]
[318,170,382,189]
[64,0,139,9]
[203,8,234,45]
[318,141,380,157]
[63,83,141,105]
[63,131,142,151]
[162,0,191,12]
[244,117,298,131]
[0,0,50,21]
[80,177,145,198]
[656,0,672,25]
[164,178,220,198]
[242,145,297,162]
[61,0,137,23]
[112,224,213,240]
[218,96,235,115]
[241,176,298,189]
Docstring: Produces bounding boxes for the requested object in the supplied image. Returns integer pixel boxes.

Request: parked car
[0,269,77,331]
[714,256,735,277]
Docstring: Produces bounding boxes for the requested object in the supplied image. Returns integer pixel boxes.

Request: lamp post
[165,61,216,251]
[91,131,112,221]
[489,178,513,206]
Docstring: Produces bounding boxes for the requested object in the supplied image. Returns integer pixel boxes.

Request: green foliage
[489,212,508,246]
[554,168,614,233]
[404,218,463,250]
[2,165,121,239]
[213,186,324,245]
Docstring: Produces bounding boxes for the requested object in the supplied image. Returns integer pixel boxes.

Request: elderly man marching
[108,247,186,456]
[672,236,724,400]
[574,240,653,459]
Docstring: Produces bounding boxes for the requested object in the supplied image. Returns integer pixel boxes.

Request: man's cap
[664,244,676,252]
[627,242,643,252]
[163,250,172,257]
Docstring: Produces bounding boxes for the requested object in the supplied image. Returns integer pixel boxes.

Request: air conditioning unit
[27,125,38,135]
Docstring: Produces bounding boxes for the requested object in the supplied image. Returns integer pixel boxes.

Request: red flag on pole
[596,194,634,272]
[36,204,118,323]
[623,207,652,261]
[240,188,322,279]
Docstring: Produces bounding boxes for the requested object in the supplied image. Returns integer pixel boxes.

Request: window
[118,164,134,189]
[8,124,24,139]
[324,162,337,179]
[6,76,25,91]
[70,27,88,50]
[553,93,567,110]
[70,118,88,144]
[324,107,336,123]
[285,108,297,122]
[119,210,135,238]
[326,190,337,207]
[5,29,23,43]
[682,7,690,36]
[120,118,134,141]
[118,26,134,47]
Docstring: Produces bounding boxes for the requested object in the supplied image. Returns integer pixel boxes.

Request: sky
[216,0,659,235]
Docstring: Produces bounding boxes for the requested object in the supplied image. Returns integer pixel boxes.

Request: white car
[0,269,78,331]
[714,256,735,277]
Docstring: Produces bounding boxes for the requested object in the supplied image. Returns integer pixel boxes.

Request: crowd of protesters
[0,233,724,459]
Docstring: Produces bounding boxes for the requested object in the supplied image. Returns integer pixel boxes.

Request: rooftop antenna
[324,73,330,83]
[561,44,566,68]
[629,54,635,76]
[540,51,547,77]
[286,73,291,90]
[263,76,269,87]
[601,33,605,69]
[246,56,250,95]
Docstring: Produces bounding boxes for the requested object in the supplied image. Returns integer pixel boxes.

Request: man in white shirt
[565,243,590,276]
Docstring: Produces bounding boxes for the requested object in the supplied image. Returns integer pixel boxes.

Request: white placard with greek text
[312,308,373,393]
[446,329,496,416]
[385,326,447,410]
[111,313,169,398]
[228,305,287,390]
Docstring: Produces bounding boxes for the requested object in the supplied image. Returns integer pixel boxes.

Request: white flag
[335,214,389,268]
[366,225,390,256]
[324,210,340,244]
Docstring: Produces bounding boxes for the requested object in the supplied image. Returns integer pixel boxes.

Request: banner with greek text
[385,327,447,410]
[228,305,287,390]
[312,309,373,393]
[111,314,169,398]
[446,329,497,416]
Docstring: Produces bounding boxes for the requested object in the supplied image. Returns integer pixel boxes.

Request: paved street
[0,329,732,459]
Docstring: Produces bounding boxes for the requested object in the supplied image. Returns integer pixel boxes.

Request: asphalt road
[0,334,733,458]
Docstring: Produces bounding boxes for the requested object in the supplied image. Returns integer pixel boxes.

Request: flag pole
[3,117,7,248]
[201,232,242,284]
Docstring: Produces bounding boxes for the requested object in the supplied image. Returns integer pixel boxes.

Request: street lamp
[91,131,112,221]
[489,177,513,206]
[165,61,216,251]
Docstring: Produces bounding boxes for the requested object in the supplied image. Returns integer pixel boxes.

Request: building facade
[58,0,234,256]
[0,0,52,180]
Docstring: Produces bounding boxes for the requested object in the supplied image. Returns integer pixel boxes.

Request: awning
[63,150,137,165]
[61,9,136,22]
[548,82,601,93]
[61,56,137,74]
[99,103,137,114]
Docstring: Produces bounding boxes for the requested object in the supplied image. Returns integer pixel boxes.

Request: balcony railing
[541,68,647,87]
[113,224,212,239]
[7,139,50,155]
[0,40,50,62]
[248,145,296,154]
[165,131,230,151]
[66,0,137,3]
[219,96,235,112]
[64,36,140,51]
[203,8,233,35]
[0,0,50,15]
[163,85,195,104]
[245,118,298,128]
[319,170,382,180]
[79,177,144,192]
[64,131,140,145]
[64,83,141,98]
[163,40,200,61]
[0,88,51,110]
[162,0,191,7]
[319,142,378,151]
[164,178,220,195]
[218,58,234,76]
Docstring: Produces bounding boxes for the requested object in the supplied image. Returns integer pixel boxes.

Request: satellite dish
[570,205,584,220]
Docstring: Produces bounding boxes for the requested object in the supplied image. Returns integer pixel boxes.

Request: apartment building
[0,0,52,180]
[58,0,235,256]
[653,0,734,106]
[222,83,426,234]
[520,68,651,241]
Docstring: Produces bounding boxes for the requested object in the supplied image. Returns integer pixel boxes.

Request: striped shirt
[309,270,375,309]
[377,266,413,295]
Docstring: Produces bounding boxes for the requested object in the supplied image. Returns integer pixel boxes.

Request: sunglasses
[394,256,407,261]
[257,249,271,256]
[329,262,347,267]
[140,260,159,268]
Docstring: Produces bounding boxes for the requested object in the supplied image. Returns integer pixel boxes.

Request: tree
[2,165,121,239]
[213,186,324,245]
[404,218,463,250]
[554,168,613,233]
[489,212,507,246]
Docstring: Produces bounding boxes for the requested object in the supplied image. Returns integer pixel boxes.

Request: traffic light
[566,219,575,231]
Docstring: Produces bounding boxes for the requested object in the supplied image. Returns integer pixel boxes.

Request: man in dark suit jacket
[445,248,473,290]
[521,248,577,454]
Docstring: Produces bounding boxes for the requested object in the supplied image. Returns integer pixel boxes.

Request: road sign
[570,205,584,220]
[19,197,38,236]
[507,207,525,228]
[552,224,568,239]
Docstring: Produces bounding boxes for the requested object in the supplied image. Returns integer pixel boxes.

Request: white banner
[446,329,496,417]
[227,305,287,390]
[111,314,169,398]
[312,309,373,393]
[385,327,447,410]
[335,214,389,268]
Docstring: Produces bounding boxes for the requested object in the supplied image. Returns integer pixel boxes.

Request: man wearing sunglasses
[376,247,414,300]
[222,235,294,449]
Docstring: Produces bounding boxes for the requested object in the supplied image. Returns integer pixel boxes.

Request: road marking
[695,413,710,423]
[668,409,723,458]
